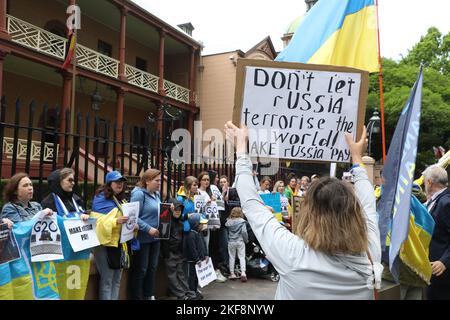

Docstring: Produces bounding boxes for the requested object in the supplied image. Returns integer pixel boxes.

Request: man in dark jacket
[183,212,208,298]
[161,199,197,300]
[424,165,450,299]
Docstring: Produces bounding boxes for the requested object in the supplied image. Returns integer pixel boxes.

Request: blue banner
[377,68,423,281]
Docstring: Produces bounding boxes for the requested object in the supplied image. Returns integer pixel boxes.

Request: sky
[131,0,450,60]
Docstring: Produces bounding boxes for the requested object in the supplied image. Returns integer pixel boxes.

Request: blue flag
[377,68,423,281]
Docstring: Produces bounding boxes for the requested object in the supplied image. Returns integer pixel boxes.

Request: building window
[136,57,147,72]
[44,20,66,37]
[98,40,112,57]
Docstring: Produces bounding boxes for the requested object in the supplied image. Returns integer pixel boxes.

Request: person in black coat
[423,165,450,300]
[161,199,198,300]
[183,212,208,298]
[41,168,85,216]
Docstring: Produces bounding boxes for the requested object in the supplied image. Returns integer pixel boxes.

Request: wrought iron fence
[0,96,241,205]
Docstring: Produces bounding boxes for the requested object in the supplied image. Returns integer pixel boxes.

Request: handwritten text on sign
[241,66,362,162]
[195,258,217,288]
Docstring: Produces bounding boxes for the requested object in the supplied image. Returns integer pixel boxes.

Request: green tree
[368,27,450,173]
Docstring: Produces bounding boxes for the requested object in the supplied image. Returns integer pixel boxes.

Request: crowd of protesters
[1,125,449,300]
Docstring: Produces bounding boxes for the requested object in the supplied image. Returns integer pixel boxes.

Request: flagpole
[375,0,387,163]
[70,28,77,149]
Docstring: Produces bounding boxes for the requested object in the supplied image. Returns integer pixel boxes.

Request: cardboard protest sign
[210,185,225,210]
[30,215,64,262]
[195,258,217,288]
[0,223,21,265]
[156,203,172,240]
[292,195,305,236]
[233,59,368,163]
[120,202,140,243]
[63,219,100,252]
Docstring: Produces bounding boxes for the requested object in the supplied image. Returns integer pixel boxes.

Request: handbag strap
[367,251,379,300]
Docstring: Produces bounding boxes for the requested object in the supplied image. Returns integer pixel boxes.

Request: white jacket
[234,154,383,300]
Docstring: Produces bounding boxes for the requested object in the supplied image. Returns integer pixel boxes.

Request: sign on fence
[233,59,368,163]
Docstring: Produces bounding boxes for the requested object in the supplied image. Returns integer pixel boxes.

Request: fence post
[0,96,6,179]
[25,101,35,174]
[10,99,21,176]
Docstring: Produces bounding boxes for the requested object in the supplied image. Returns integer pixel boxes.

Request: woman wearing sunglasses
[41,168,87,219]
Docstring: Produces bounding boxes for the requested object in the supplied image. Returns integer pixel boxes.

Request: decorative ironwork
[2,137,59,162]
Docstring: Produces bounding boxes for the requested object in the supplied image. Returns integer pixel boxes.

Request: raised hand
[344,126,368,165]
[225,121,248,155]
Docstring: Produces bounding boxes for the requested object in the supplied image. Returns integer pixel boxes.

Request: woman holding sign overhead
[91,171,129,300]
[225,121,382,299]
[129,169,162,300]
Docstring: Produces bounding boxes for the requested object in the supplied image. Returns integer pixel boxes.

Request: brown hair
[260,176,272,185]
[137,169,161,188]
[219,175,229,182]
[296,177,368,255]
[95,182,126,201]
[3,173,31,203]
[197,171,210,183]
[184,176,198,194]
[229,207,244,219]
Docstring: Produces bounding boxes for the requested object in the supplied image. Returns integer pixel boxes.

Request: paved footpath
[200,277,278,300]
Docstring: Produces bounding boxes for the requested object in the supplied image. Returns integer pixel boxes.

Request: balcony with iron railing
[6,15,190,104]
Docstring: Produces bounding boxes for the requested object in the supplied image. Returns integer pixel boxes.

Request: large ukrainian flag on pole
[276,0,379,73]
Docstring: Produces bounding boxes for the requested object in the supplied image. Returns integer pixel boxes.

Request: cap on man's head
[106,171,127,184]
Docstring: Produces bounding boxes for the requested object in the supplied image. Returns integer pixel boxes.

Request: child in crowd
[225,207,248,282]
[161,199,198,300]
[183,213,208,299]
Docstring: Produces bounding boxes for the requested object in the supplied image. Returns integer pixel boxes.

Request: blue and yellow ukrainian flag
[0,216,90,300]
[276,0,379,73]
[384,195,435,284]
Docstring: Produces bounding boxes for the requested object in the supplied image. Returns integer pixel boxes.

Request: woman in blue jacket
[91,171,129,300]
[129,168,162,300]
[177,176,200,232]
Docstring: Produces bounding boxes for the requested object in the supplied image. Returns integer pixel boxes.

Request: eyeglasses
[67,178,75,184]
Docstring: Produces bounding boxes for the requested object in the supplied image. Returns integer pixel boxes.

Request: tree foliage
[367,27,450,173]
